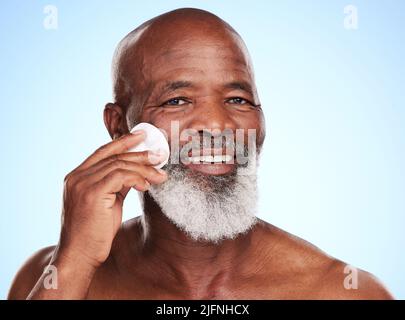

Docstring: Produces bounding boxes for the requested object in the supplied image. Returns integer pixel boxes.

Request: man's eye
[162,97,189,106]
[227,97,251,105]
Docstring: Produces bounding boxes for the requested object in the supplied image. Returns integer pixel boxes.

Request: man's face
[120,24,265,242]
[133,32,265,175]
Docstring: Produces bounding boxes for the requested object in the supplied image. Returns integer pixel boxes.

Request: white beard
[146,152,259,243]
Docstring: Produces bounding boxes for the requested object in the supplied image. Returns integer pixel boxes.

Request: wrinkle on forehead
[111,8,256,124]
[150,43,251,70]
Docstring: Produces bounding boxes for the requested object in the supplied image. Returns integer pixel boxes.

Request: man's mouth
[180,150,236,175]
[187,154,234,164]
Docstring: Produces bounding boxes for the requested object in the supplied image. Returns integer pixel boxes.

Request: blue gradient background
[0,0,404,299]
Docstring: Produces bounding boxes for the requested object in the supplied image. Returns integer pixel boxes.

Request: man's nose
[188,98,236,132]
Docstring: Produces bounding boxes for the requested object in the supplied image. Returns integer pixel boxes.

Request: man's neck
[138,192,256,297]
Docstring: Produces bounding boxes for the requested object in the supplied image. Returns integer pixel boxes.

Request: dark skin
[8,8,393,299]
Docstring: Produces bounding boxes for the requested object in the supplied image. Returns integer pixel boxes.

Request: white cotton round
[128,122,170,169]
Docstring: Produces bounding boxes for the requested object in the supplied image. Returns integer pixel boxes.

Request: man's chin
[165,162,238,194]
[148,158,258,243]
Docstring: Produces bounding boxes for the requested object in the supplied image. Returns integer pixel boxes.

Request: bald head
[111,8,257,130]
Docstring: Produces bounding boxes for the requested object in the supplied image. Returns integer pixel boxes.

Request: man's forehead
[112,8,256,106]
[138,38,254,89]
[149,72,255,99]
[148,40,250,70]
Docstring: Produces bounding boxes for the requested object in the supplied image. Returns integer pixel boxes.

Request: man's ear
[103,103,128,140]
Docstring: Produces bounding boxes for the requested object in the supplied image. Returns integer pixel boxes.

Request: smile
[186,154,234,164]
[180,152,236,175]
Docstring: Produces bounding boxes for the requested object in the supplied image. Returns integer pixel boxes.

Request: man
[8,8,393,299]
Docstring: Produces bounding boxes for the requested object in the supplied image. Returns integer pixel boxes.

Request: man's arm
[8,246,54,299]
[8,132,168,300]
[9,244,110,300]
[319,260,395,300]
[355,270,394,299]
[8,246,99,300]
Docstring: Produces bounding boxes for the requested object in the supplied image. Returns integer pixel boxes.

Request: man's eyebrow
[153,80,254,100]
[158,80,193,95]
[224,81,254,95]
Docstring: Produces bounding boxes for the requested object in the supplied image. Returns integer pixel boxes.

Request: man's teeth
[188,154,233,163]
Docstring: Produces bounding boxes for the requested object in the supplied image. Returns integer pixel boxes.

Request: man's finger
[77,131,145,171]
[117,186,131,202]
[94,169,150,193]
[77,150,167,177]
[77,160,167,187]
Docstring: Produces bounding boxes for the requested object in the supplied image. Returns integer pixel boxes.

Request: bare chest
[85,271,313,300]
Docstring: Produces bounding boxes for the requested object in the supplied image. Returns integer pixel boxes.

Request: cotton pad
[128,122,170,169]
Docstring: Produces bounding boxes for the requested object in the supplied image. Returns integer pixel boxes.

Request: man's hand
[21,131,167,299]
[57,130,167,270]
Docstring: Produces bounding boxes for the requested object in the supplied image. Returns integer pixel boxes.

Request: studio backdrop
[0,0,404,299]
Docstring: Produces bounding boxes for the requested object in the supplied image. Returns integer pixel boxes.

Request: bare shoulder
[7,246,56,300]
[8,218,143,300]
[254,219,394,299]
[318,259,394,299]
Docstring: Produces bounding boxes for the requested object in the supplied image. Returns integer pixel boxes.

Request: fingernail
[152,148,164,155]
[148,151,163,164]
[156,168,166,175]
[131,130,145,136]
[148,151,166,164]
